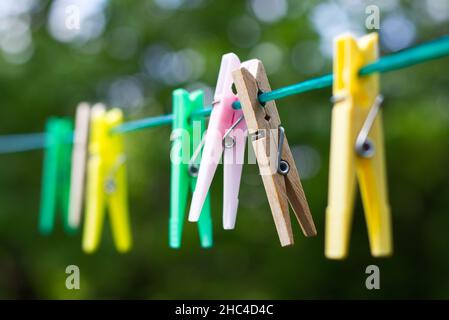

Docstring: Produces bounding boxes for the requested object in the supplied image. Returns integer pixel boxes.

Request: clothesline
[0,133,48,154]
[1,34,449,153]
[110,33,449,133]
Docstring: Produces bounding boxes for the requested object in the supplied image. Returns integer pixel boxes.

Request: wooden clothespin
[39,117,74,235]
[232,59,317,246]
[82,104,132,253]
[170,89,213,248]
[325,33,392,259]
[68,103,91,230]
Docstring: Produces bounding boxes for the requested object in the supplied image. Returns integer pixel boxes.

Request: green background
[1,0,449,299]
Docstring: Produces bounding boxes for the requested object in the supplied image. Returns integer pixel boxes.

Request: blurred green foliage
[0,0,449,299]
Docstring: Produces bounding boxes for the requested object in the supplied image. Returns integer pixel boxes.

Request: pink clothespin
[188,53,247,230]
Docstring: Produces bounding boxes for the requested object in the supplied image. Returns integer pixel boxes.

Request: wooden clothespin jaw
[82,105,132,254]
[170,89,213,249]
[39,117,74,235]
[232,59,317,247]
[188,53,247,230]
[325,32,392,260]
[68,103,91,230]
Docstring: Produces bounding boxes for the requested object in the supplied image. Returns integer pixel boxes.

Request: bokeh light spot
[249,0,288,24]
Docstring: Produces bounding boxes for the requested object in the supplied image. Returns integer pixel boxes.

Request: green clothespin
[39,118,75,235]
[169,89,213,248]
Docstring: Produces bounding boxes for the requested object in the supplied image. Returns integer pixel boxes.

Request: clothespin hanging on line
[325,33,392,260]
[232,59,317,246]
[39,118,74,235]
[169,89,213,248]
[82,105,132,253]
[68,103,91,230]
[188,53,247,230]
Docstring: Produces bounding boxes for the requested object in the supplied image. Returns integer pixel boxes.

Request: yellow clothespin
[325,33,392,259]
[82,104,132,254]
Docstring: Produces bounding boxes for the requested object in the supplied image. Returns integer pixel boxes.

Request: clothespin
[188,53,247,230]
[68,103,91,230]
[170,89,213,248]
[39,118,74,235]
[232,59,317,246]
[82,104,132,254]
[325,33,392,259]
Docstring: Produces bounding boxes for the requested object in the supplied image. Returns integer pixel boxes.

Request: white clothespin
[68,102,91,230]
[188,53,247,229]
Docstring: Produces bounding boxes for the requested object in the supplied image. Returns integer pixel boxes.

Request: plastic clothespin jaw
[39,118,74,235]
[325,32,392,260]
[169,89,213,249]
[188,53,247,230]
[232,59,317,247]
[68,103,91,231]
[82,105,132,254]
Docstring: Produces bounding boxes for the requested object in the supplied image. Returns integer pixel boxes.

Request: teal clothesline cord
[112,34,449,134]
[2,34,449,147]
[359,34,449,76]
[0,133,73,155]
[109,114,174,134]
[0,133,47,154]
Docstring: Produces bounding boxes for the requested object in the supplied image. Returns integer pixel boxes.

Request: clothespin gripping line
[1,34,448,147]
[110,34,449,135]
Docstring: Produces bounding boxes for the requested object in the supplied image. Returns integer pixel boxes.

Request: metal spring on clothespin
[222,115,245,149]
[330,94,384,159]
[355,95,384,158]
[277,126,290,175]
[105,155,127,194]
[188,135,206,177]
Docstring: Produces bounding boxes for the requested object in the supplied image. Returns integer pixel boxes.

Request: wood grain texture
[232,60,317,246]
[282,142,317,237]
